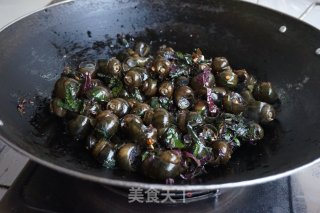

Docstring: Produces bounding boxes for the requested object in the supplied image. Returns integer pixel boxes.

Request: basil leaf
[184,54,193,65]
[141,151,152,161]
[175,51,184,60]
[130,88,144,102]
[164,127,185,149]
[187,123,211,158]
[150,97,161,108]
[57,83,82,112]
[109,77,123,97]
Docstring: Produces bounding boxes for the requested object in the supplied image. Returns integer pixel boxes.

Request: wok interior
[0,0,320,187]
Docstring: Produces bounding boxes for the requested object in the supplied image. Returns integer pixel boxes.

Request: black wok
[0,0,320,191]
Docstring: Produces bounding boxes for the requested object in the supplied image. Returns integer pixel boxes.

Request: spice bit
[147,138,154,145]
[147,138,155,150]
[17,98,27,114]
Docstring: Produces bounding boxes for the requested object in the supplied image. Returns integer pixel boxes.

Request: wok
[0,0,320,191]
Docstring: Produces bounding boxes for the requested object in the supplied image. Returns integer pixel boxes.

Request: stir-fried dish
[50,41,279,182]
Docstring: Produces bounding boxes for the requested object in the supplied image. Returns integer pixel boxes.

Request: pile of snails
[50,41,279,181]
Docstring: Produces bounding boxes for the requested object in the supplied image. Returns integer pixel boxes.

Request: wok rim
[1,0,320,191]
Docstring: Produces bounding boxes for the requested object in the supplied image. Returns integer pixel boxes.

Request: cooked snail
[174,86,195,110]
[106,98,130,117]
[50,41,280,182]
[253,82,278,104]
